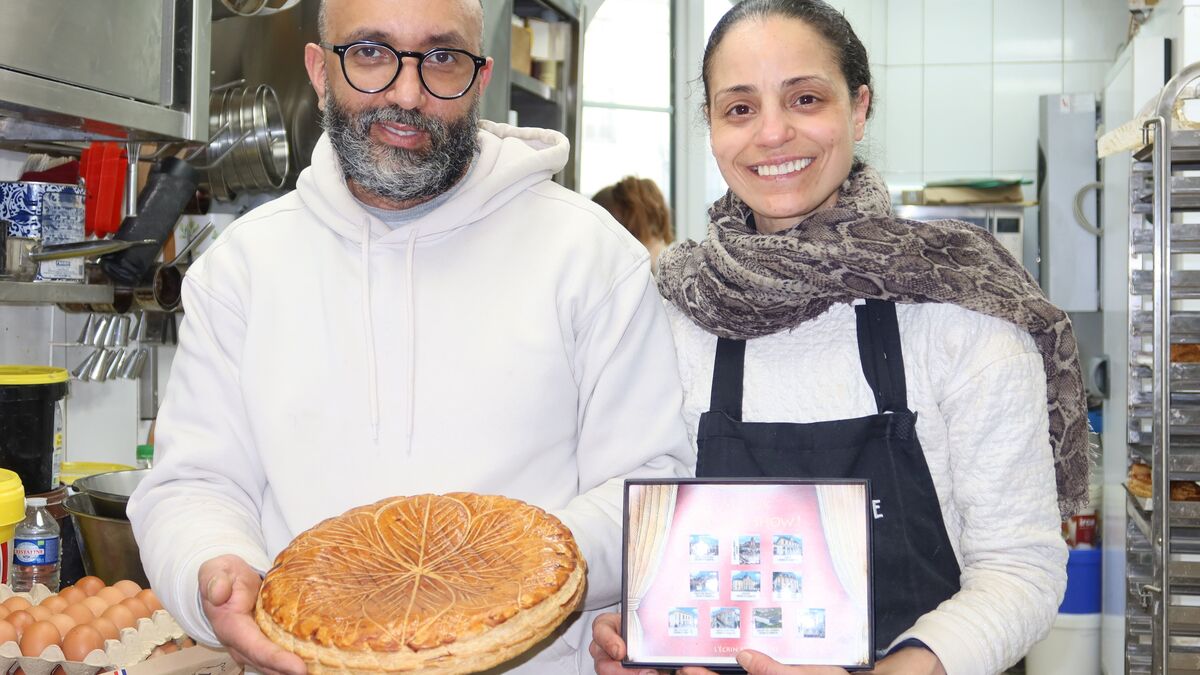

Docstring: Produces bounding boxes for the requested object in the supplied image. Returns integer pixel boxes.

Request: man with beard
[127,1,692,673]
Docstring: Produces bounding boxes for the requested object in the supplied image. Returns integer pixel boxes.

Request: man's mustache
[352,106,444,136]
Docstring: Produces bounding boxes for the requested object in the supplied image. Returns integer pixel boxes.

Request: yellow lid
[0,468,25,526]
[0,366,69,385]
[59,461,137,485]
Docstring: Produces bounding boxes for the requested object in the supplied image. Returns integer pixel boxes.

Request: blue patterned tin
[0,181,78,239]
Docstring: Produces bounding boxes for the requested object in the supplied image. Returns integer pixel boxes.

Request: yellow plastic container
[0,468,26,584]
[59,461,136,486]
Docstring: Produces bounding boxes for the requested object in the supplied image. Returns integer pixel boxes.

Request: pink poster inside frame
[622,480,873,671]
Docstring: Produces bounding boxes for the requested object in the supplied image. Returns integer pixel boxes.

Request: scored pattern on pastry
[256,493,585,674]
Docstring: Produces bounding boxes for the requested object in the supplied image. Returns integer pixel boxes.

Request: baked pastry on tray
[256,493,585,674]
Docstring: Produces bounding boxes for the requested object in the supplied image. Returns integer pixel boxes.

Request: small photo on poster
[773,534,804,563]
[753,607,783,637]
[690,570,719,599]
[799,608,826,638]
[772,571,803,601]
[667,608,699,637]
[730,571,761,600]
[733,535,761,565]
[689,535,719,563]
[710,607,741,638]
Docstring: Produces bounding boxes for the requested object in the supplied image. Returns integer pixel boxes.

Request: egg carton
[0,584,184,675]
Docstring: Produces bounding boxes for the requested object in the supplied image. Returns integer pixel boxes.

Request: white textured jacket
[127,122,693,673]
[666,300,1068,675]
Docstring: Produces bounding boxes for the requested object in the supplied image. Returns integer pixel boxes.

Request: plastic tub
[58,461,135,486]
[1060,548,1101,614]
[0,366,69,493]
[1025,612,1101,675]
[0,468,24,584]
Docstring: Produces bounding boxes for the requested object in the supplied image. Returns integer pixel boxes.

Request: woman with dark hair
[593,176,674,267]
[590,1,1084,674]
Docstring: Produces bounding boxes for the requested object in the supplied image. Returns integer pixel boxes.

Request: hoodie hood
[297,120,570,244]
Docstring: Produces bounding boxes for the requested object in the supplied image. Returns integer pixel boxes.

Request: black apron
[695,300,961,652]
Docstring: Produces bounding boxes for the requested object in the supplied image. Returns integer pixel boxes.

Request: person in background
[127,1,692,673]
[592,176,673,268]
[590,1,1085,674]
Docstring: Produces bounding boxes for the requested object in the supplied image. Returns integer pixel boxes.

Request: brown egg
[99,604,134,630]
[75,577,105,597]
[57,586,86,606]
[112,580,141,598]
[62,604,95,626]
[179,636,195,648]
[39,596,69,614]
[135,589,163,614]
[47,613,76,638]
[0,606,9,620]
[0,619,17,645]
[88,618,118,641]
[95,587,125,607]
[60,624,104,662]
[26,605,51,622]
[6,610,35,636]
[18,620,61,657]
[118,597,150,622]
[157,640,179,654]
[81,597,108,618]
[2,596,31,612]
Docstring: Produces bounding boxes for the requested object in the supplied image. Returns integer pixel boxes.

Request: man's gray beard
[322,87,479,205]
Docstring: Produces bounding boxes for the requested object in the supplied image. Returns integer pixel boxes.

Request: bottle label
[13,537,59,565]
[52,401,64,488]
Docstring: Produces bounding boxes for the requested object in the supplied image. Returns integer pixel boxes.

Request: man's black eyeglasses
[320,41,487,99]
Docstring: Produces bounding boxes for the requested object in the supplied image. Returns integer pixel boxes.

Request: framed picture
[621,479,873,671]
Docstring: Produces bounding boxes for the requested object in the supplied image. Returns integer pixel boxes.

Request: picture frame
[621,479,874,671]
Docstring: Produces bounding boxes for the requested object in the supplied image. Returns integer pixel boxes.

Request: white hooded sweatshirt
[128,121,693,672]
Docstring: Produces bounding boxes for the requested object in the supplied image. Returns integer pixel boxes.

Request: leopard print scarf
[658,164,1088,517]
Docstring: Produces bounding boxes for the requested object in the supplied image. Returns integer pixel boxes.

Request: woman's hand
[735,651,849,675]
[735,646,946,675]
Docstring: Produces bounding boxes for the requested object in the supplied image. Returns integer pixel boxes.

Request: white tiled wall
[829,0,1130,189]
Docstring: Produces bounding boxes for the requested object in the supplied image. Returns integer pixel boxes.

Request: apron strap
[710,337,747,421]
[854,300,909,414]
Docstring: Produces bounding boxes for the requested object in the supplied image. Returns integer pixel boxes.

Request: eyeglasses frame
[319,40,488,100]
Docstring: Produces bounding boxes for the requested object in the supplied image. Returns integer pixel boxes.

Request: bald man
[127,1,693,673]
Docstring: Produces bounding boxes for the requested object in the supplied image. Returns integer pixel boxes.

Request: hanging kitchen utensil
[88,349,112,382]
[90,316,110,347]
[29,238,160,262]
[72,350,98,381]
[76,314,95,346]
[100,158,200,286]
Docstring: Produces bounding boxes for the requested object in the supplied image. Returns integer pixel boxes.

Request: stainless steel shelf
[1135,129,1200,166]
[0,280,113,305]
[511,71,563,106]
[1132,270,1200,298]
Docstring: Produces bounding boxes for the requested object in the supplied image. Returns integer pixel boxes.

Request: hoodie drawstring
[359,220,419,451]
[360,221,380,440]
[404,226,419,454]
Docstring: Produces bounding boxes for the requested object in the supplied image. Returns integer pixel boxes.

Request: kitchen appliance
[894,204,1027,269]
[0,0,209,143]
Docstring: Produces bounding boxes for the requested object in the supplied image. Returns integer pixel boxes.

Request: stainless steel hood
[0,0,211,143]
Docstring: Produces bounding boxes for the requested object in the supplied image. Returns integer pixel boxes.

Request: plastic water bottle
[136,443,154,470]
[10,497,60,592]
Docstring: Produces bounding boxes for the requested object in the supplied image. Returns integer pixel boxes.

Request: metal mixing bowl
[71,468,150,519]
[63,493,149,587]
